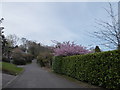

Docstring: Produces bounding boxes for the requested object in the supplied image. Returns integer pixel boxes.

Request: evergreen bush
[52,50,120,89]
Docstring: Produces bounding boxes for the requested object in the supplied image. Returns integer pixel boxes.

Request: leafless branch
[93,3,119,49]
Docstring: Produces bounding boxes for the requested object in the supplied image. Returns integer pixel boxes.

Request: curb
[2,68,25,88]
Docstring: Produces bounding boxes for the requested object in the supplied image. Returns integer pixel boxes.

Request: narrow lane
[5,60,83,88]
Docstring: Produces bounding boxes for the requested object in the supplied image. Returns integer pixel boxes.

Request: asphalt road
[5,60,83,88]
[2,73,15,87]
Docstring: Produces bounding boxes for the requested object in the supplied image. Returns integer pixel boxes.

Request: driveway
[4,60,83,88]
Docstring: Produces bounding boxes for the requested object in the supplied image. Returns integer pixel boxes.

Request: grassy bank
[0,62,24,75]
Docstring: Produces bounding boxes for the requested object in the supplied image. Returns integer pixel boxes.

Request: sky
[1,2,118,51]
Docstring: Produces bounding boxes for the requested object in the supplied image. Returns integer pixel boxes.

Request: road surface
[5,60,83,88]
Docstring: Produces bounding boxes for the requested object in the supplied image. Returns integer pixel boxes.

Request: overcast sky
[1,2,118,50]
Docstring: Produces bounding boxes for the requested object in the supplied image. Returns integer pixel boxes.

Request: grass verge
[0,62,24,76]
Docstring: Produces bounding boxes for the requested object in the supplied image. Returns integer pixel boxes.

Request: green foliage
[117,45,120,50]
[0,62,23,75]
[12,58,26,65]
[37,52,53,67]
[2,34,13,61]
[38,59,45,67]
[12,48,33,65]
[95,46,101,52]
[52,56,63,73]
[12,48,26,65]
[23,53,33,63]
[27,41,52,59]
[52,50,120,89]
[2,56,10,63]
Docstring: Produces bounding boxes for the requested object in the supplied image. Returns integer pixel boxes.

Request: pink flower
[52,41,92,56]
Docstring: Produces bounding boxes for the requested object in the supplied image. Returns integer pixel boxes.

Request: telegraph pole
[0,18,4,61]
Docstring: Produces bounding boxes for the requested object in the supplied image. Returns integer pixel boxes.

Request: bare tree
[94,3,120,50]
[20,38,28,52]
[21,38,27,45]
[6,34,19,47]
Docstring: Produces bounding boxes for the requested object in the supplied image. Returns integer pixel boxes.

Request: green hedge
[52,50,120,89]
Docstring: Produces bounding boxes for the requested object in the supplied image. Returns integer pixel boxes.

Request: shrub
[12,58,26,65]
[37,52,53,67]
[23,54,33,63]
[37,54,45,67]
[12,48,34,65]
[2,56,10,63]
[52,41,92,56]
[12,48,26,65]
[38,59,45,67]
[52,56,63,73]
[95,46,101,52]
[52,50,120,89]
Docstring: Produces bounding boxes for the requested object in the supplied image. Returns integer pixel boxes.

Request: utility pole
[0,18,4,61]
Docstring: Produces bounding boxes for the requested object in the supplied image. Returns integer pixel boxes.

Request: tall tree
[26,40,51,58]
[0,18,4,61]
[95,46,101,52]
[94,3,120,50]
[2,34,13,61]
[20,38,27,52]
[6,34,19,47]
[27,41,39,58]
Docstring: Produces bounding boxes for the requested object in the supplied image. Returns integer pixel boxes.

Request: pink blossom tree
[52,40,92,56]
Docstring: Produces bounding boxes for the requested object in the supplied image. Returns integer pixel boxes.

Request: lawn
[0,62,24,76]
